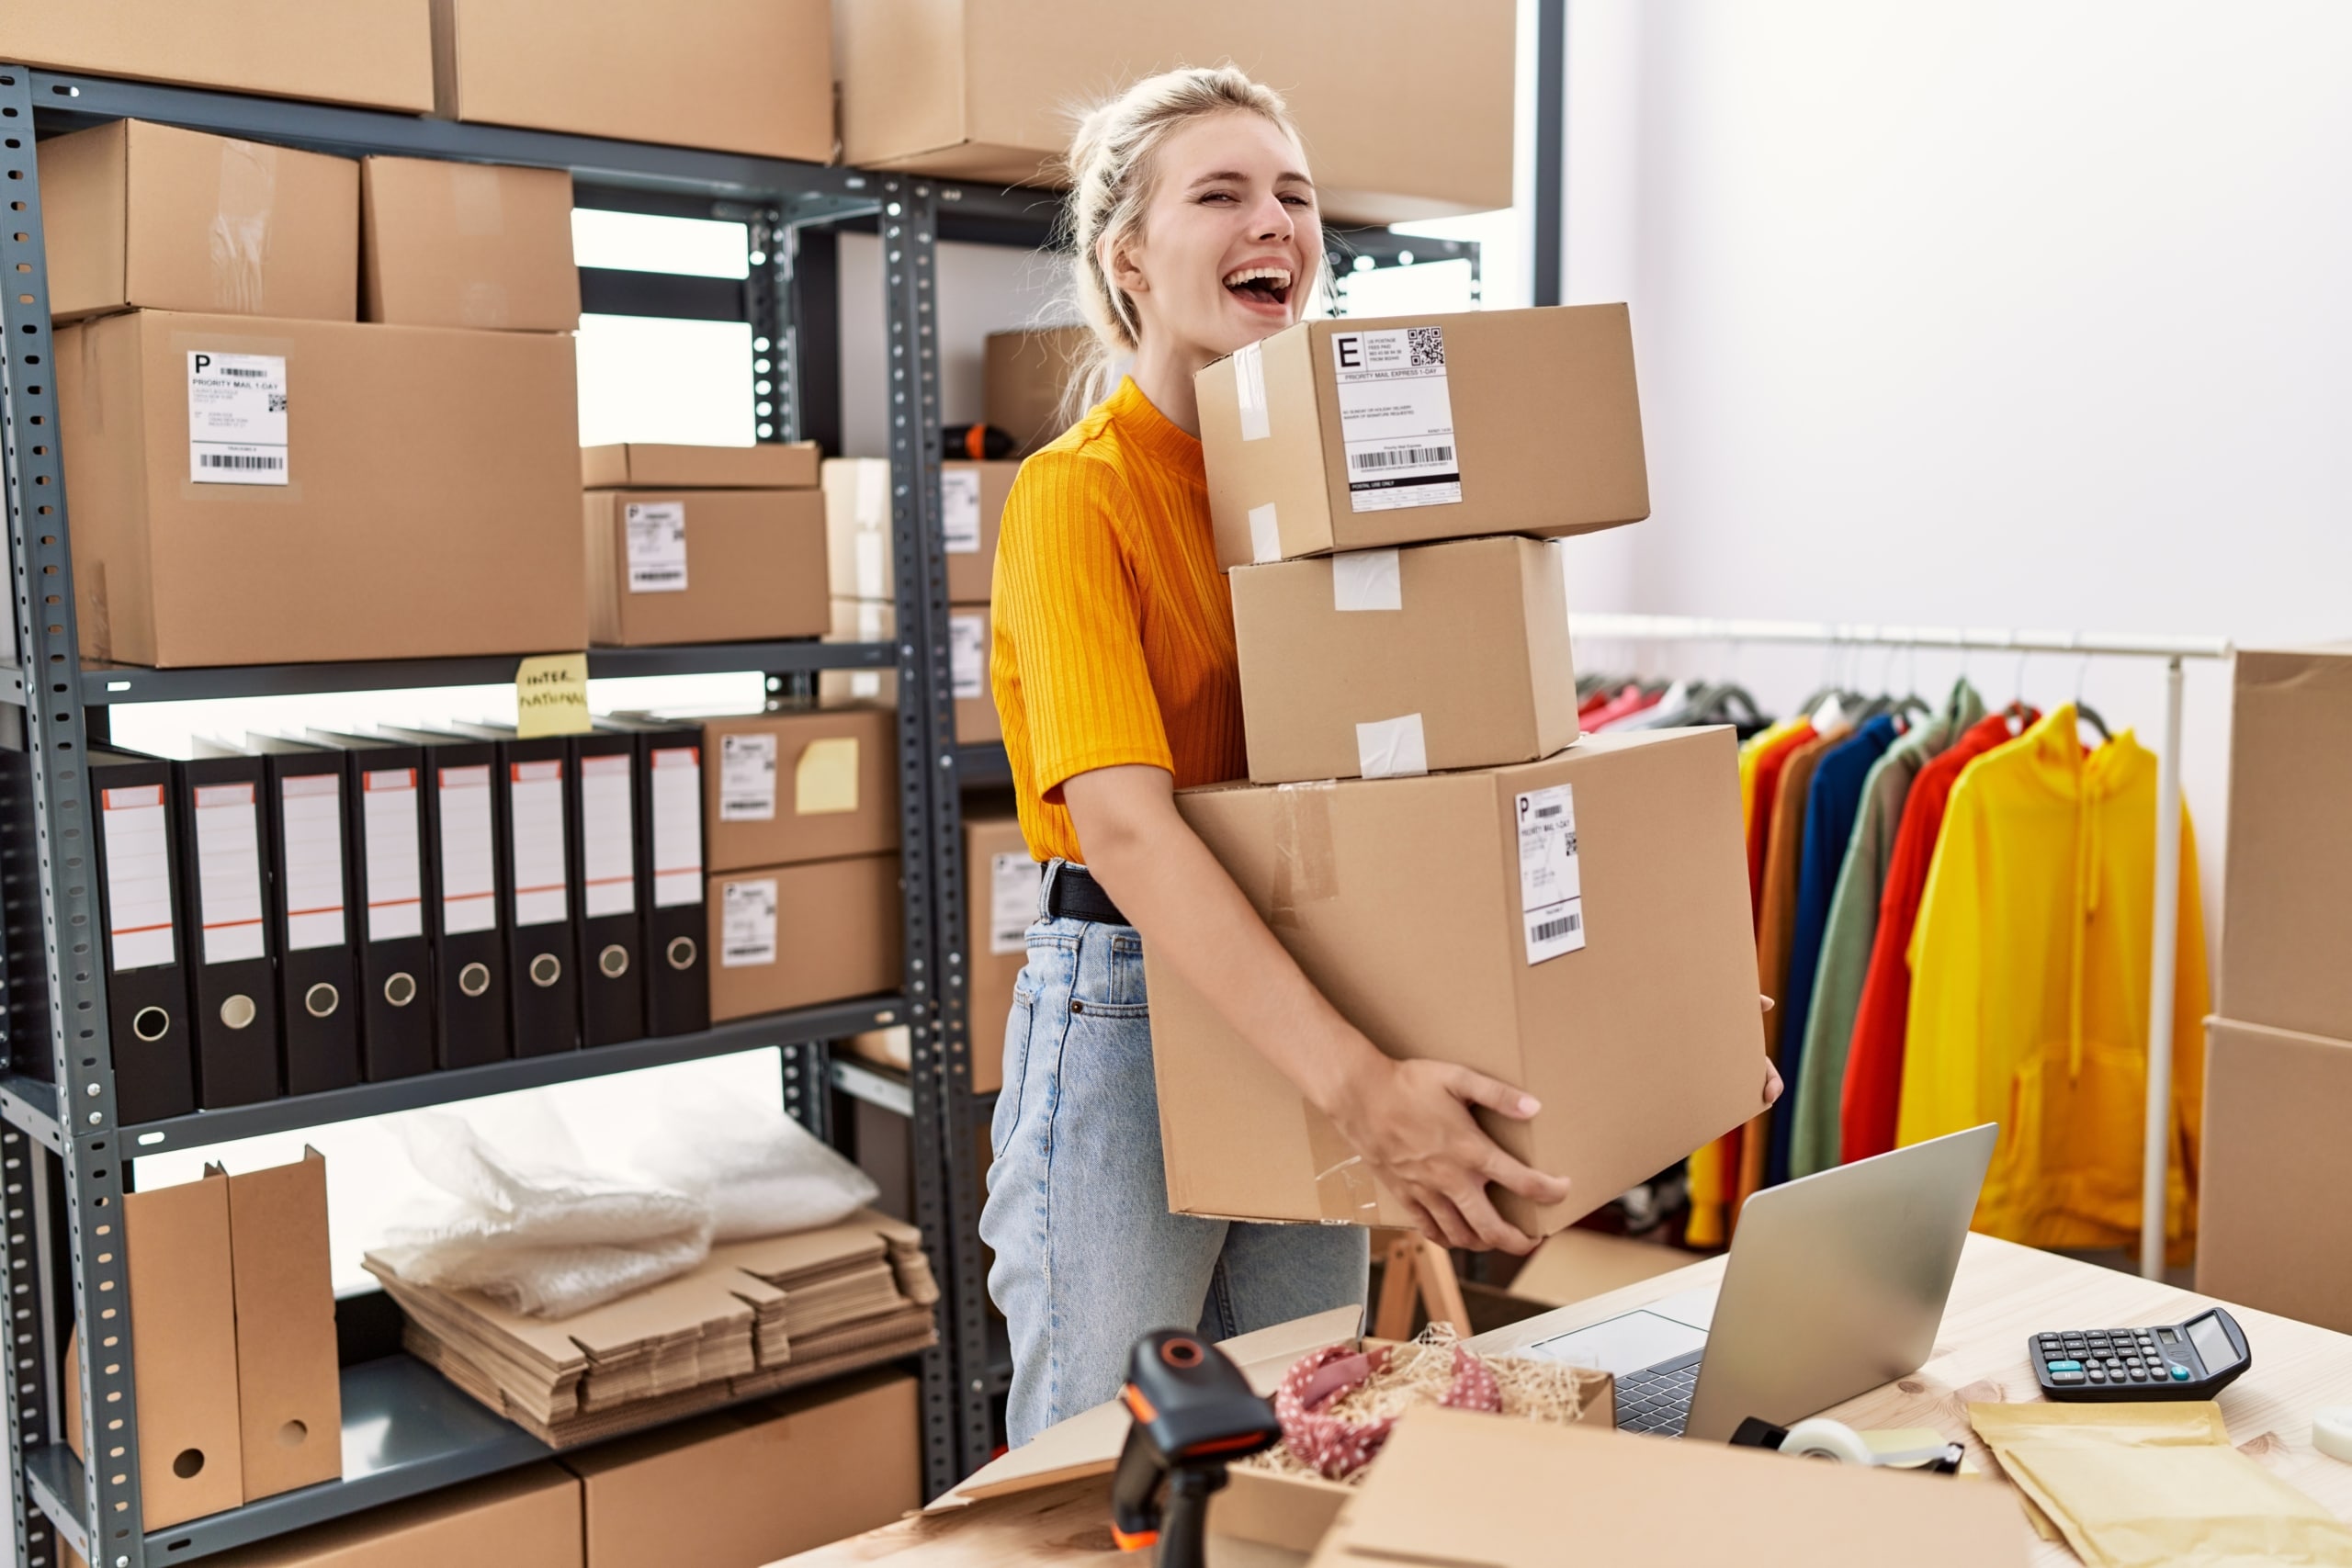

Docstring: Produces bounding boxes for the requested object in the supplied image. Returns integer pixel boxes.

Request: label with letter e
[1330,326,1457,513]
[1516,784,1584,964]
[187,351,288,485]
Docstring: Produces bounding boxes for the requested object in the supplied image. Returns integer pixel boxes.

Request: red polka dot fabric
[1274,1342,1505,1480]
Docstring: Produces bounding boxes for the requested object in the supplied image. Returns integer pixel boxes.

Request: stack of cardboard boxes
[1151,306,1768,1238]
[2198,646,2352,1333]
[584,442,829,647]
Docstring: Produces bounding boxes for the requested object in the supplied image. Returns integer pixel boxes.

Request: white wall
[1558,0,2352,934]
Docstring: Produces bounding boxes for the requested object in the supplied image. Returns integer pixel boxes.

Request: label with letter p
[187,351,288,485]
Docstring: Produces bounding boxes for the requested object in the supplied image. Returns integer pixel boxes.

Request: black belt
[1045,863,1130,928]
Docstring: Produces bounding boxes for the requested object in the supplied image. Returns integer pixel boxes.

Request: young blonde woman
[982,65,1777,1443]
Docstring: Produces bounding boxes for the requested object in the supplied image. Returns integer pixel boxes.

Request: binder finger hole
[458,962,491,998]
[303,983,339,1019]
[666,936,697,972]
[384,972,417,1008]
[598,944,629,978]
[528,953,562,988]
[220,995,256,1030]
[130,1007,170,1043]
[172,1448,204,1479]
[278,1419,308,1448]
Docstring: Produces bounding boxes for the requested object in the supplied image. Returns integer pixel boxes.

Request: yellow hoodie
[1897,705,2206,1254]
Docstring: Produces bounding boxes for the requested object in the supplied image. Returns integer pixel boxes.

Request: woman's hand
[1320,1053,1571,1256]
[1759,994,1782,1108]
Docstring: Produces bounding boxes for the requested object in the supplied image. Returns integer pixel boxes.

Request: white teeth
[1222,265,1293,289]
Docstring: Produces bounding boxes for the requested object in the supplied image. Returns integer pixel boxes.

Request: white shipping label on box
[436,766,499,936]
[950,615,986,700]
[989,852,1041,954]
[507,761,569,928]
[1235,341,1272,442]
[624,502,688,593]
[1330,327,1460,513]
[193,782,266,964]
[579,755,636,919]
[720,877,778,968]
[187,351,288,485]
[277,773,347,951]
[718,733,778,821]
[1517,784,1585,964]
[1330,549,1402,612]
[941,469,983,555]
[100,785,175,971]
[650,746,704,908]
[361,768,424,942]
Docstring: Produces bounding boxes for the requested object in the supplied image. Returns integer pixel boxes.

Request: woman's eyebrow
[1185,169,1317,191]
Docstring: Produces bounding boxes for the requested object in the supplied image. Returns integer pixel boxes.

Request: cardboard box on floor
[1232,536,1578,784]
[431,0,832,162]
[182,1464,582,1568]
[951,607,1000,744]
[55,310,583,667]
[361,157,581,331]
[964,810,1037,1097]
[41,119,360,324]
[1196,306,1648,570]
[986,327,1094,455]
[943,459,1016,604]
[833,1,1513,226]
[822,598,899,709]
[562,1371,917,1568]
[1148,728,1765,1237]
[7,1,434,113]
[701,708,898,870]
[585,490,828,646]
[2196,1016,2352,1336]
[2220,646,2352,1040]
[583,444,821,491]
[1305,1406,2026,1568]
[708,855,901,1021]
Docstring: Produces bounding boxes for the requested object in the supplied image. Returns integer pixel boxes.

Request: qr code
[1407,326,1446,367]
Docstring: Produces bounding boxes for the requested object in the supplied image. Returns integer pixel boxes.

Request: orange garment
[989,378,1248,863]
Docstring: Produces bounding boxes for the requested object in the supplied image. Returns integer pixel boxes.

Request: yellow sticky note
[514,652,593,739]
[795,736,861,816]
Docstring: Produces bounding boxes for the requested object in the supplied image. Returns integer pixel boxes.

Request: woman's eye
[1281,195,1311,208]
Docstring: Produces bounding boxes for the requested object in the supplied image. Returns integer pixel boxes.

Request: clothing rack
[1569,614,2235,1279]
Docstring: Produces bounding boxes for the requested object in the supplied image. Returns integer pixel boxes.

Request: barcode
[200,453,283,470]
[1532,913,1581,942]
[1534,804,1564,819]
[1408,326,1446,367]
[213,367,268,378]
[1350,445,1453,471]
[724,943,770,962]
[634,569,684,583]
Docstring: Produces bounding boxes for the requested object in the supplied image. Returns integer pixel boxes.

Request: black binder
[446,724,580,1057]
[175,748,281,1107]
[87,746,197,1123]
[305,730,435,1081]
[377,727,510,1069]
[569,728,647,1048]
[600,715,708,1038]
[243,738,364,1097]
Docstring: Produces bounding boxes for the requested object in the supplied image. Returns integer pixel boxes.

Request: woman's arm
[1064,763,1574,1254]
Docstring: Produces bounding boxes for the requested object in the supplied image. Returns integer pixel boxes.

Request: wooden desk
[780,1235,2352,1567]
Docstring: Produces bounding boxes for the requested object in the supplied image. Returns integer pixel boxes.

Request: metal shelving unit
[0,64,984,1568]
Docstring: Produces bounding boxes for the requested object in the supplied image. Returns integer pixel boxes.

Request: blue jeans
[980,862,1371,1447]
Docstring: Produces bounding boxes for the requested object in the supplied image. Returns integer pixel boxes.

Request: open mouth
[1222,265,1294,309]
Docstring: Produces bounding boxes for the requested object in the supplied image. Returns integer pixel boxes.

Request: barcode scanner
[1110,1330,1282,1566]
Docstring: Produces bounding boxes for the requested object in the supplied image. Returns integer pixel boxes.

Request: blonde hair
[1057,64,1319,416]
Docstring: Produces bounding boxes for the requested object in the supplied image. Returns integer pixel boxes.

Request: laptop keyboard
[1613,1349,1703,1436]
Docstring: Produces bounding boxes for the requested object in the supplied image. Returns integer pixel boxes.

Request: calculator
[2030,1306,2251,1402]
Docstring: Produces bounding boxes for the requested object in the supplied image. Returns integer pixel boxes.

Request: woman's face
[1107,109,1323,365]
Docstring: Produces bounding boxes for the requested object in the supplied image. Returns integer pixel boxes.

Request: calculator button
[2127,1368,2148,1382]
[2051,1371,2086,1385]
[2086,1368,2107,1382]
[2170,1365,2191,1382]
[2045,1359,2082,1372]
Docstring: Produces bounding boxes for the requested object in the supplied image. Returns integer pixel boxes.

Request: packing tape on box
[1249,503,1282,565]
[1356,715,1430,779]
[1306,1103,1384,1223]
[1269,780,1337,930]
[212,139,277,315]
[1236,341,1272,441]
[1331,549,1402,612]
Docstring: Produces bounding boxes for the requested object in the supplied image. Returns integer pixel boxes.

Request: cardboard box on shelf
[2196,1016,2352,1336]
[822,598,899,709]
[1232,536,1578,784]
[1195,306,1647,570]
[1148,728,1764,1237]
[582,443,821,491]
[942,459,1017,604]
[833,1,1513,226]
[584,489,828,647]
[226,1150,342,1502]
[965,810,1038,1096]
[985,326,1095,456]
[7,2,434,113]
[2220,646,2352,1041]
[700,708,897,870]
[122,1170,245,1527]
[55,310,584,668]
[42,119,360,323]
[952,607,1001,744]
[822,458,895,602]
[361,157,581,332]
[189,1464,583,1568]
[708,855,901,1021]
[561,1371,918,1568]
[431,0,832,161]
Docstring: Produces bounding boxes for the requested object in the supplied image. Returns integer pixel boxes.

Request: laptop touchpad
[1525,1310,1710,1377]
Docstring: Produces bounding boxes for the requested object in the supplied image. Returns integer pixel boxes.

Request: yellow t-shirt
[989,378,1247,864]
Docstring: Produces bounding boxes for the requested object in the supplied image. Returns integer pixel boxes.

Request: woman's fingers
[1451,1185,1539,1256]
[1482,1145,1573,1206]
[1417,1191,1481,1251]
[1400,1197,1450,1250]
[1441,1064,1543,1120]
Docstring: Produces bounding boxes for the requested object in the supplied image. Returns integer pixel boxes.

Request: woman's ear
[1101,230,1148,298]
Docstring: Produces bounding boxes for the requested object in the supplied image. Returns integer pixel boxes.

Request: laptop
[1523,1123,1996,1442]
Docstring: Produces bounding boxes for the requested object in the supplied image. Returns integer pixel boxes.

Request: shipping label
[1516,784,1585,964]
[187,351,288,485]
[720,877,778,968]
[941,468,983,554]
[624,502,688,593]
[1329,327,1459,513]
[718,733,777,821]
[989,853,1041,954]
[950,614,987,699]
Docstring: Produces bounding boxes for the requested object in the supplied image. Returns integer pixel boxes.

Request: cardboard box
[584,489,828,646]
[561,1370,916,1568]
[1507,1229,1698,1308]
[361,157,581,331]
[193,1464,582,1568]
[965,811,1037,1096]
[701,708,898,870]
[709,854,901,1021]
[1196,306,1648,570]
[822,598,899,709]
[823,458,895,601]
[943,459,1016,604]
[2196,1016,2352,1335]
[6,2,434,113]
[123,1171,245,1527]
[582,443,821,491]
[55,310,584,667]
[226,1150,342,1502]
[1148,728,1764,1236]
[432,0,831,161]
[833,1,1514,226]
[42,119,360,323]
[951,607,1001,744]
[1306,1406,2025,1568]
[1232,536,1578,784]
[985,327,1094,456]
[2220,646,2352,1040]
